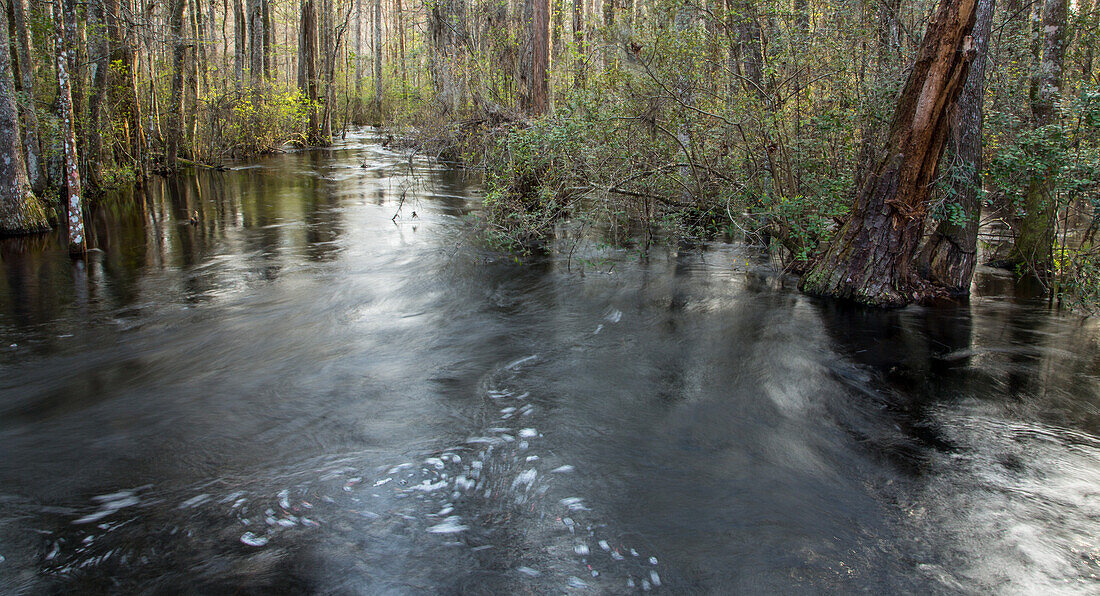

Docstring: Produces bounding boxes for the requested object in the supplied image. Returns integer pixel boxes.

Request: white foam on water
[427,516,469,534]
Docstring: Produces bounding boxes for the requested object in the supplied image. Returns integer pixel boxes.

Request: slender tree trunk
[374,0,382,119]
[551,0,563,66]
[1009,0,1068,279]
[262,0,273,80]
[572,0,584,88]
[800,0,979,306]
[234,0,246,87]
[62,0,86,176]
[355,0,363,109]
[194,0,210,91]
[55,0,87,253]
[675,0,694,199]
[396,0,406,99]
[0,0,48,235]
[108,0,145,174]
[10,0,43,194]
[87,0,109,190]
[732,0,764,97]
[917,0,996,294]
[167,0,187,169]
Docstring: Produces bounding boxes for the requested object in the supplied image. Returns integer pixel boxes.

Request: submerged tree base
[0,192,51,237]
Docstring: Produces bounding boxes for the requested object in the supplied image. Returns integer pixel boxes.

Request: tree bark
[0,0,48,235]
[800,0,979,306]
[247,0,263,86]
[87,0,110,190]
[299,0,321,143]
[1008,0,1068,279]
[234,0,246,87]
[10,0,43,194]
[917,0,996,294]
[107,0,145,174]
[528,0,549,114]
[166,0,186,169]
[54,0,87,253]
[572,0,585,89]
[373,0,382,119]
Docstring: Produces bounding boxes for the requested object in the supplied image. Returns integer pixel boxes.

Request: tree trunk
[262,0,273,80]
[166,0,186,169]
[108,0,145,174]
[373,0,382,120]
[800,0,979,307]
[0,0,48,235]
[299,0,321,143]
[54,0,87,253]
[87,0,109,190]
[732,0,763,98]
[572,0,584,88]
[1009,0,1068,279]
[234,0,246,87]
[916,0,995,295]
[62,0,85,177]
[354,0,362,108]
[10,0,43,195]
[528,0,549,113]
[247,0,263,86]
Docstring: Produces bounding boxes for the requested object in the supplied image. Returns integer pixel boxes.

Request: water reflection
[1,131,1098,593]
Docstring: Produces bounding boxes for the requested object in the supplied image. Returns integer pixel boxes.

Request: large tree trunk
[0,0,48,235]
[10,0,43,195]
[916,0,996,294]
[247,0,263,86]
[800,0,979,307]
[731,0,764,98]
[166,0,187,169]
[234,0,246,87]
[262,0,273,80]
[527,0,549,114]
[428,0,462,114]
[299,0,321,143]
[1008,0,1068,279]
[54,0,87,253]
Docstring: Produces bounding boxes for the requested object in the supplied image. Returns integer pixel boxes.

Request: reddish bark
[800,0,979,306]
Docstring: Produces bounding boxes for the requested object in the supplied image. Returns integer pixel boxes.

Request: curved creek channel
[1,130,1098,594]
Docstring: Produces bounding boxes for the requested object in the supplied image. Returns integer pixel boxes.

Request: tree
[299,0,321,143]
[54,0,87,254]
[0,0,48,235]
[916,0,997,294]
[526,0,549,114]
[373,0,382,119]
[166,0,187,169]
[800,0,979,306]
[10,0,43,195]
[1007,0,1069,280]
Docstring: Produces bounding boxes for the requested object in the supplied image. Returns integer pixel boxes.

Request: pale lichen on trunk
[0,0,49,236]
[54,0,86,254]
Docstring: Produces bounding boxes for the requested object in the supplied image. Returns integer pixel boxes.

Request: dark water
[1,131,1098,594]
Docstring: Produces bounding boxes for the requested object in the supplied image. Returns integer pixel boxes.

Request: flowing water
[1,131,1098,594]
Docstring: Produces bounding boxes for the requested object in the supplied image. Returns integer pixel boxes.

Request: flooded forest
[1,0,1099,592]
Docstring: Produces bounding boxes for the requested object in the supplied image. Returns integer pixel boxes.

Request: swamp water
[1,131,1098,594]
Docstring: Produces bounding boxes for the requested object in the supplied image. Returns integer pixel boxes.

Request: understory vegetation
[2,0,1099,307]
